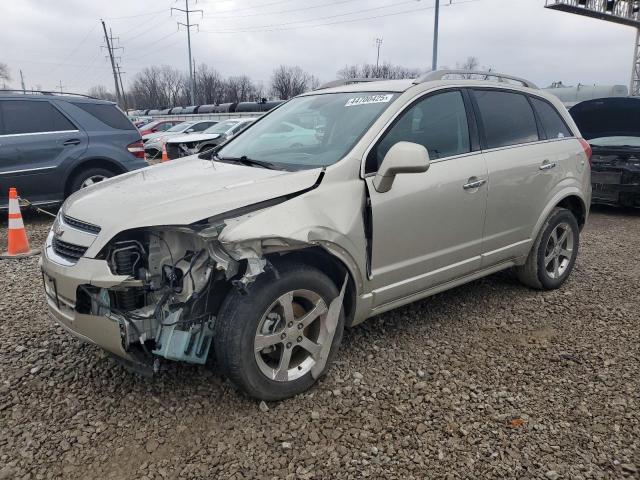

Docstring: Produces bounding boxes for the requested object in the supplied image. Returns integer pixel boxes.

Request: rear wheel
[69,167,116,193]
[214,262,344,401]
[516,207,580,290]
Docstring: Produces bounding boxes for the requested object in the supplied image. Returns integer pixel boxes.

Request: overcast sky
[0,0,637,94]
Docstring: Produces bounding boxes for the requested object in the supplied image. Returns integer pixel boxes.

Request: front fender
[218,179,368,294]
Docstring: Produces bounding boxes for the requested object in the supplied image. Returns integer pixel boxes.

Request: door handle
[463,178,486,190]
[63,139,81,146]
[539,160,556,171]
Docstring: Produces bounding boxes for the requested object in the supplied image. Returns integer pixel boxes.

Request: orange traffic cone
[1,187,40,259]
[161,142,169,162]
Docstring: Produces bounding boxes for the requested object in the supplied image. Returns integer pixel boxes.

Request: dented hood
[64,156,322,237]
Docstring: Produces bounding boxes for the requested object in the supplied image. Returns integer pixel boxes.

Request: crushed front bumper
[40,232,133,361]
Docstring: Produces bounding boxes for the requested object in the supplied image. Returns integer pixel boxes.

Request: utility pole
[432,0,440,71]
[20,70,26,93]
[101,19,123,107]
[57,80,65,93]
[116,64,128,111]
[375,37,383,73]
[172,0,203,105]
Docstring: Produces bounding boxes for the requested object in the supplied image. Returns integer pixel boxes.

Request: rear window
[531,97,572,140]
[474,90,540,149]
[0,99,76,135]
[72,102,136,130]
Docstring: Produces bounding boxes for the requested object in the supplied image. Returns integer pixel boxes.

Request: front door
[364,89,488,307]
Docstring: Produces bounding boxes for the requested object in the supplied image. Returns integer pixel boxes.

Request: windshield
[204,120,241,134]
[167,122,194,133]
[216,92,399,169]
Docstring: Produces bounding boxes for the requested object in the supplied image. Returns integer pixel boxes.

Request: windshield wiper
[217,155,281,170]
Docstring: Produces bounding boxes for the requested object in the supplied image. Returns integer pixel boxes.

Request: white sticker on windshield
[345,94,394,107]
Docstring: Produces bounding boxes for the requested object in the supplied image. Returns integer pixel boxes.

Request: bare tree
[225,75,259,103]
[337,62,421,80]
[270,65,315,100]
[129,65,188,109]
[87,85,116,101]
[0,63,10,88]
[453,57,493,79]
[194,64,225,105]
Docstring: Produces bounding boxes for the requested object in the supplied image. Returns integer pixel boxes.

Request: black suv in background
[0,91,147,208]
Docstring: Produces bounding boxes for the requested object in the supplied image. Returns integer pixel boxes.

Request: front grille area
[63,215,101,234]
[52,236,88,261]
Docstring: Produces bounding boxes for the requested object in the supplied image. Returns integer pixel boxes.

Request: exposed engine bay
[76,226,239,368]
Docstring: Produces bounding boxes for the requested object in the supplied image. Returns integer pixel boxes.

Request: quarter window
[71,102,135,130]
[0,100,75,135]
[474,90,539,149]
[366,90,471,173]
[530,97,572,140]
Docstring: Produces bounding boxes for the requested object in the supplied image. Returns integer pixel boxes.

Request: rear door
[472,89,570,266]
[0,98,87,206]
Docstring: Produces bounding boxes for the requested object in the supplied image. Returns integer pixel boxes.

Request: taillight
[127,139,145,159]
[578,138,592,167]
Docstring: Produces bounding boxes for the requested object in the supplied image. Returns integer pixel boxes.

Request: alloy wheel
[254,290,329,382]
[80,175,108,188]
[544,222,574,279]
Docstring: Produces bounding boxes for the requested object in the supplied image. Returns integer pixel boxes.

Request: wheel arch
[532,189,588,243]
[267,246,358,327]
[64,158,126,197]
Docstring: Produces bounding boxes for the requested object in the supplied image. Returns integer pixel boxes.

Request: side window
[474,90,539,149]
[192,122,212,132]
[366,90,470,173]
[0,100,75,135]
[530,97,572,140]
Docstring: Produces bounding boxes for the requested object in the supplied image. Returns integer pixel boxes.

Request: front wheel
[214,262,345,401]
[69,167,115,194]
[516,207,580,290]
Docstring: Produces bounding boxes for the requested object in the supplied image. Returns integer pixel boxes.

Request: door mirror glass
[373,141,430,193]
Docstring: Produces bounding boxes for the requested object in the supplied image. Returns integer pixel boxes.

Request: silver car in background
[143,120,218,159]
[40,70,591,401]
[165,118,255,159]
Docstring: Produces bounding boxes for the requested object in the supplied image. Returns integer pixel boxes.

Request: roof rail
[0,89,98,99]
[414,70,538,89]
[315,78,386,91]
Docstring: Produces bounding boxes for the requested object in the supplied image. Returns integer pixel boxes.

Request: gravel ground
[1,207,639,480]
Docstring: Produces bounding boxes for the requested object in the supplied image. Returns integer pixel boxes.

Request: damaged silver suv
[41,70,592,400]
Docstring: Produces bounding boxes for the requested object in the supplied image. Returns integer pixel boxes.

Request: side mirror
[186,128,195,133]
[373,141,430,193]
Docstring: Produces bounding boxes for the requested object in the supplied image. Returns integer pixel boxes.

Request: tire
[214,262,345,401]
[69,167,116,193]
[516,207,580,290]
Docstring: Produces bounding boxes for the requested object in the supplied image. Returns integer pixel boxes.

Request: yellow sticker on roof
[345,94,394,107]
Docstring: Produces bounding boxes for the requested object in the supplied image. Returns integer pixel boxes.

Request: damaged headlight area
[75,225,247,367]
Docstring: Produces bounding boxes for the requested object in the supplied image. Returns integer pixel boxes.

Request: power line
[199,0,477,33]
[121,31,182,62]
[200,0,430,33]
[204,0,297,15]
[203,0,361,19]
[106,7,171,20]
